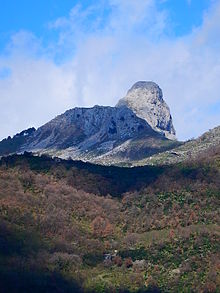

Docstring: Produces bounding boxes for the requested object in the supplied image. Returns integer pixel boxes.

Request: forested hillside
[0,147,219,292]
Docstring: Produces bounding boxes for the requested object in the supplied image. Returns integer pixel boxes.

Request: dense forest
[0,146,219,292]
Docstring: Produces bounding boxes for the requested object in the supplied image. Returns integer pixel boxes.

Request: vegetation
[0,145,219,292]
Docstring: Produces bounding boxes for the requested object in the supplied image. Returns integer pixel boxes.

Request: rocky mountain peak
[0,80,178,164]
[128,81,161,95]
[116,81,176,140]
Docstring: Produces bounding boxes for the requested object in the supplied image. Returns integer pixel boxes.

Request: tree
[91,216,113,237]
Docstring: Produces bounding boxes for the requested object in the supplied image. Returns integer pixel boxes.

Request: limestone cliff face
[116,81,176,140]
[22,105,155,152]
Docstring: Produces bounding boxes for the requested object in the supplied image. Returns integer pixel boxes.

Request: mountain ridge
[0,81,219,166]
[135,125,220,166]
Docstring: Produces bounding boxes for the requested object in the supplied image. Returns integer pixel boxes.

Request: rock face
[23,105,154,153]
[116,81,176,140]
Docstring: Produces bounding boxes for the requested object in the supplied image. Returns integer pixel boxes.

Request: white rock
[116,81,176,140]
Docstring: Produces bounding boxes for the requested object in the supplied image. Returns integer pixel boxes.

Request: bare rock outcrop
[116,81,176,140]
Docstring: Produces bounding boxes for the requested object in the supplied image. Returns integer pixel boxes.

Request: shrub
[124,257,133,268]
[113,256,123,267]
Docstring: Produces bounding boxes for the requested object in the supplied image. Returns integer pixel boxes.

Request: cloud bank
[0,0,220,140]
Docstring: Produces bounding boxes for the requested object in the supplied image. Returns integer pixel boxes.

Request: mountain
[0,81,178,164]
[1,81,219,166]
[0,81,220,292]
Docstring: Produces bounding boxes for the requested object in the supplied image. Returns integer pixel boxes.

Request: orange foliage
[91,216,114,237]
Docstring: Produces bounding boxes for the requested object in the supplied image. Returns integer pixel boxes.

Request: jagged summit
[116,81,176,140]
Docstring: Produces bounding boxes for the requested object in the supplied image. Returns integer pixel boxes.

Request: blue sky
[0,1,209,38]
[0,1,74,50]
[0,0,220,140]
[0,0,210,51]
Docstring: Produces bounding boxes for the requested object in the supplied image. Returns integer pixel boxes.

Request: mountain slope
[0,128,35,156]
[0,146,219,292]
[21,105,172,162]
[136,125,220,166]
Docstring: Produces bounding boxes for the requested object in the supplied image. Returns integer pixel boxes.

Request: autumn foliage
[0,148,219,292]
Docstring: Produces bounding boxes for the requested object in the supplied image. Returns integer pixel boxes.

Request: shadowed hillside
[0,146,219,292]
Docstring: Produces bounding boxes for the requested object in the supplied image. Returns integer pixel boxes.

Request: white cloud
[0,0,220,140]
[108,0,165,32]
[0,32,77,139]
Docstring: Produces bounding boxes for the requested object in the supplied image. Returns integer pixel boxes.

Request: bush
[124,257,133,268]
[113,256,123,267]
